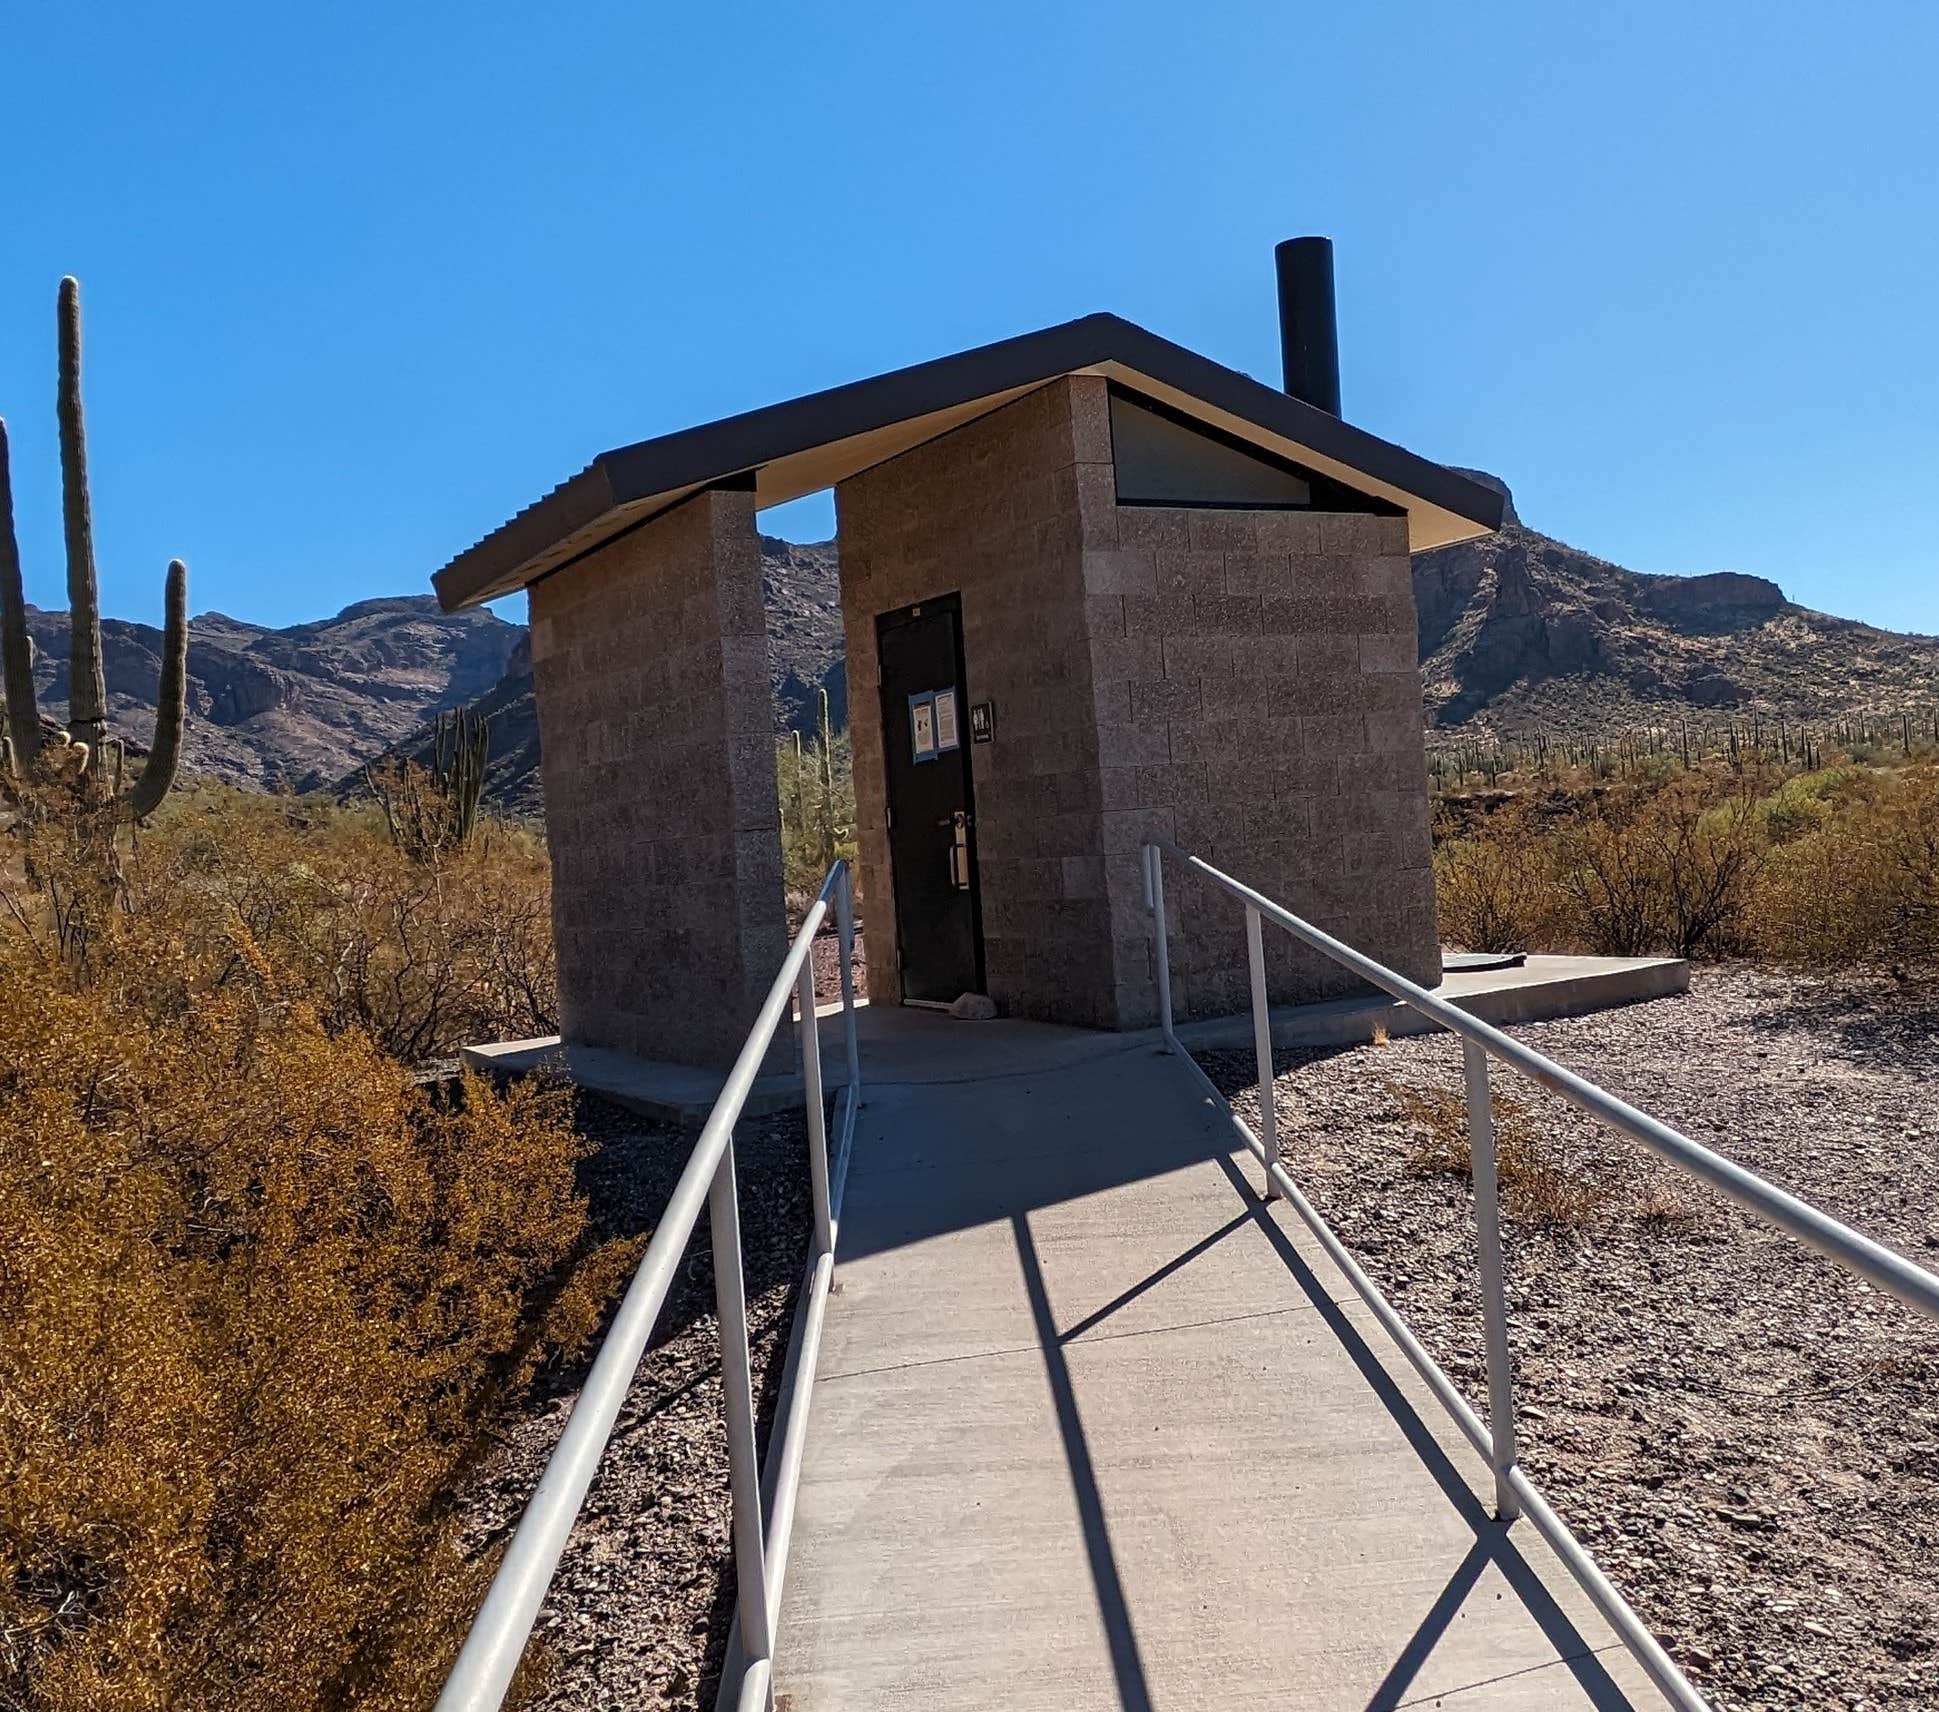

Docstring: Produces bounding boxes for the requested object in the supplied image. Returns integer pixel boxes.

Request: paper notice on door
[909,693,937,759]
[934,688,960,751]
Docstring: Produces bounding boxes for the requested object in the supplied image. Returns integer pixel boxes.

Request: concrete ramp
[773,1015,1672,1709]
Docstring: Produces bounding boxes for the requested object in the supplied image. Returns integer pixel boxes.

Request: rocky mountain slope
[20,595,522,791]
[760,536,845,732]
[58,484,1937,810]
[361,535,843,814]
[1416,474,1939,736]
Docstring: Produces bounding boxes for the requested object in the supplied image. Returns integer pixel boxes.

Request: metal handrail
[1143,840,1939,1712]
[436,861,862,1712]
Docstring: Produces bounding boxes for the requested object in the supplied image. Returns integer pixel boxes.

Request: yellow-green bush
[1434,758,1939,971]
[1753,764,1939,969]
[127,785,557,1062]
[1432,797,1571,954]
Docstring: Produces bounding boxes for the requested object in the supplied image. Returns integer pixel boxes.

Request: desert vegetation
[775,685,856,913]
[0,772,614,1711]
[0,279,619,1711]
[1,741,610,1712]
[1433,746,1939,973]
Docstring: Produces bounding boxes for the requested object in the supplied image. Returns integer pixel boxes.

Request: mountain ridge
[31,475,1935,809]
[1414,477,1939,738]
[18,593,522,791]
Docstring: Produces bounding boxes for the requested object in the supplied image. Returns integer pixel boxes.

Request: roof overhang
[433,313,1503,611]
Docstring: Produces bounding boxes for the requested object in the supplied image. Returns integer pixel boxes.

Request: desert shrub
[1753,764,1939,971]
[1430,755,1939,968]
[1432,798,1568,951]
[1389,1080,1605,1227]
[1550,774,1763,959]
[118,786,557,1062]
[0,948,634,1711]
[0,780,629,1710]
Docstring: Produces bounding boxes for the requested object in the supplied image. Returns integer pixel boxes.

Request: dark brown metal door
[876,596,983,1005]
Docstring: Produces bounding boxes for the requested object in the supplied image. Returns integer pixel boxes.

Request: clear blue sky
[3,1,1935,634]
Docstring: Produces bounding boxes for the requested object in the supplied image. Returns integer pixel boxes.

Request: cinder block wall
[839,375,1438,1031]
[836,380,1119,1024]
[1070,377,1440,1023]
[528,485,788,1069]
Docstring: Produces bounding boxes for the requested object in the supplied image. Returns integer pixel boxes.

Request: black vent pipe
[1274,236,1341,415]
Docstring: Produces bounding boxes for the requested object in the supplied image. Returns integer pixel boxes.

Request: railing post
[798,951,832,1258]
[836,865,861,1097]
[1244,904,1281,1201]
[709,1139,776,1687]
[1145,844,1174,1046]
[1463,1038,1520,1520]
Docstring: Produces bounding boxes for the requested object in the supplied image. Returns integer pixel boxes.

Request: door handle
[941,810,972,891]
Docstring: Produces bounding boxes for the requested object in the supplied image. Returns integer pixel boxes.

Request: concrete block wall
[1072,372,1440,1023]
[836,379,1119,1025]
[838,374,1437,1032]
[528,485,788,1069]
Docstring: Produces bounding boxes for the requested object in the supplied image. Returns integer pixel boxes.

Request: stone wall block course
[1116,508,1193,552]
[1124,593,1199,637]
[1074,464,1121,548]
[1101,806,1176,855]
[1221,553,1292,597]
[1186,512,1257,552]
[1161,634,1234,680]
[1299,711,1367,754]
[1091,635,1165,684]
[1085,594,1127,638]
[1156,550,1226,597]
[1320,514,1408,557]
[1195,594,1263,635]
[1096,718,1174,769]
[1294,633,1361,677]
[1129,677,1203,725]
[1250,512,1329,553]
[1356,554,1414,598]
[1198,676,1268,723]
[1359,630,1419,674]
[1083,549,1158,596]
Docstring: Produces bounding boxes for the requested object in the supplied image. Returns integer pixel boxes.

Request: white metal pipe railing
[436,862,861,1712]
[1145,839,1939,1712]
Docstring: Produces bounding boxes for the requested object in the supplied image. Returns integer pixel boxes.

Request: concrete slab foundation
[462,953,1688,1125]
[1175,952,1691,1055]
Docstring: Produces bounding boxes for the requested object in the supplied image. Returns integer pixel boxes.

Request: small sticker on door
[934,688,960,752]
[908,693,937,761]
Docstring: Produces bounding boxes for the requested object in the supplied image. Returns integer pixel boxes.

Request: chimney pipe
[1274,236,1341,415]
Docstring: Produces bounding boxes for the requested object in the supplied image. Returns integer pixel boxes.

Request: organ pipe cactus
[432,705,489,847]
[0,277,188,819]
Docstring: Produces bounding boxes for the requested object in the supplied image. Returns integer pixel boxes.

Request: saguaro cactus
[0,277,188,819]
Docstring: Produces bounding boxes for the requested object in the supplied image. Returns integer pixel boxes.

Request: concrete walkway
[773,1013,1673,1710]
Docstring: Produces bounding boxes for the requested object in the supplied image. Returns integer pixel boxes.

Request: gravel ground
[457,1095,811,1710]
[1197,965,1939,1712]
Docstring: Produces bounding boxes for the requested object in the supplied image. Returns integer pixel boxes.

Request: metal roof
[432,312,1503,611]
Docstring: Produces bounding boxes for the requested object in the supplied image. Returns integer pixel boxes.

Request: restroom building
[432,239,1502,1069]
